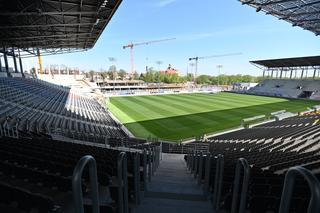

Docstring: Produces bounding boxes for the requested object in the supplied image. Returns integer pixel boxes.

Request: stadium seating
[0,77,127,142]
[185,112,320,213]
[248,79,320,99]
[0,136,157,213]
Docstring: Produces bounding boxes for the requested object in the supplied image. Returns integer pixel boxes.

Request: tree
[100,72,108,82]
[107,65,117,80]
[133,72,140,80]
[196,75,210,84]
[186,73,194,82]
[108,65,117,72]
[89,70,95,82]
[30,67,36,76]
[118,69,126,80]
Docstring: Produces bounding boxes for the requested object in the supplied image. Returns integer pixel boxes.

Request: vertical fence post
[160,142,163,160]
[133,152,141,205]
[198,152,204,185]
[148,148,152,182]
[203,153,212,196]
[231,158,250,213]
[143,149,148,192]
[117,152,128,213]
[213,154,224,211]
[194,151,199,178]
[278,166,320,213]
[187,149,191,170]
[72,155,100,213]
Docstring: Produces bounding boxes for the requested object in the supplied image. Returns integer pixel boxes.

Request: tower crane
[189,52,242,82]
[123,38,176,74]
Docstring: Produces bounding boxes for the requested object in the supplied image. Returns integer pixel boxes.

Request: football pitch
[108,92,318,141]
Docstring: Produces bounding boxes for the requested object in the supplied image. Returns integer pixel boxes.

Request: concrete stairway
[133,153,213,213]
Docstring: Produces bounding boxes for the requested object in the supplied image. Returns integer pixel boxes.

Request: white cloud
[156,0,178,7]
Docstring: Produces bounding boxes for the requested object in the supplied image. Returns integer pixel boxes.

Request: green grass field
[108,92,319,141]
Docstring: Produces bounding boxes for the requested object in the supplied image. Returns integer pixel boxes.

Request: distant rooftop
[251,56,320,68]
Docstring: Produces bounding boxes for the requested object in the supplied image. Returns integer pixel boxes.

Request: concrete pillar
[290,70,293,79]
[262,70,265,78]
[305,69,308,78]
[3,47,10,76]
[19,57,24,77]
[313,69,316,79]
[0,54,2,71]
[12,49,18,73]
[301,69,304,79]
[280,70,283,79]
[271,70,274,78]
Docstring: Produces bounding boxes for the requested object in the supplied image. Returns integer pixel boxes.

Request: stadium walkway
[133,153,213,213]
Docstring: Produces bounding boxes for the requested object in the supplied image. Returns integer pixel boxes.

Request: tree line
[85,66,264,85]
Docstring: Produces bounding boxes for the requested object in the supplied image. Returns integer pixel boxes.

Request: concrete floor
[133,153,213,213]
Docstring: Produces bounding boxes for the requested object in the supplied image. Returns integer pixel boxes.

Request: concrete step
[146,191,206,201]
[133,198,213,213]
[134,153,213,213]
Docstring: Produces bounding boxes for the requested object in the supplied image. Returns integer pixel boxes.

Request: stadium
[0,1,320,213]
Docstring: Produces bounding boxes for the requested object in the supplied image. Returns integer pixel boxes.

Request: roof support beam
[0,22,95,29]
[280,0,320,12]
[239,0,320,36]
[2,32,95,40]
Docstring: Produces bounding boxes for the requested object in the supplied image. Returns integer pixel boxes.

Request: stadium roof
[0,0,122,56]
[239,0,320,36]
[251,56,320,68]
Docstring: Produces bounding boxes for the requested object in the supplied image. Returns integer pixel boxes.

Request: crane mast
[189,52,242,83]
[123,38,176,74]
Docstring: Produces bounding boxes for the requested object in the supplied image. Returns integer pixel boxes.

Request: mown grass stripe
[109,92,319,141]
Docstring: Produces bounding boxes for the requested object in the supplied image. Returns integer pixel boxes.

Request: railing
[152,147,156,176]
[148,148,152,182]
[142,149,148,192]
[212,154,224,211]
[72,155,100,213]
[279,166,320,213]
[198,152,204,185]
[203,153,212,196]
[194,151,200,178]
[133,152,141,205]
[117,152,128,213]
[0,125,3,138]
[231,158,250,213]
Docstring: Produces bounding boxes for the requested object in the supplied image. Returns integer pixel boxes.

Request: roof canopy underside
[251,56,320,68]
[0,0,122,54]
[239,0,320,36]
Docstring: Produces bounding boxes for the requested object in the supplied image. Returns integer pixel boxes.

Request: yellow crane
[37,48,43,75]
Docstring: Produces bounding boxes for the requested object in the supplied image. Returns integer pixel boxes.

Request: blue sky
[24,0,320,76]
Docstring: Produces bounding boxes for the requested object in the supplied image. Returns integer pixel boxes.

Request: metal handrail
[213,154,224,211]
[148,148,152,182]
[203,153,212,195]
[279,166,320,213]
[133,152,141,205]
[190,150,195,172]
[194,151,199,178]
[72,155,100,213]
[187,149,192,170]
[118,152,129,213]
[142,149,148,192]
[198,152,204,185]
[231,158,250,213]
